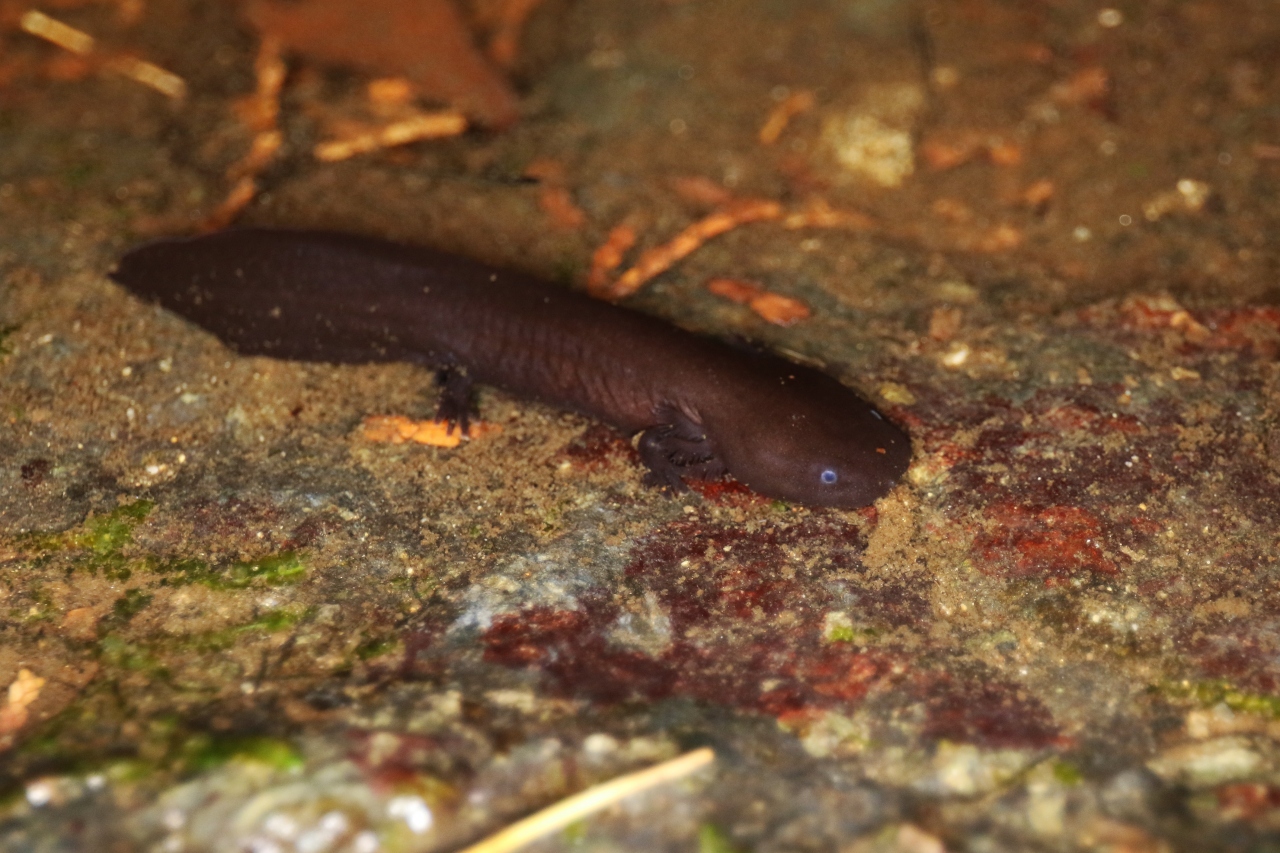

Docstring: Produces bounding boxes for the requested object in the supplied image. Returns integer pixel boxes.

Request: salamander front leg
[636,420,727,492]
[434,367,476,434]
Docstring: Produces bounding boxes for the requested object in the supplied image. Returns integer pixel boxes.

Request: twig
[457,747,716,853]
[605,200,782,300]
[759,89,814,145]
[20,9,186,99]
[586,223,638,296]
[19,10,94,55]
[314,110,467,161]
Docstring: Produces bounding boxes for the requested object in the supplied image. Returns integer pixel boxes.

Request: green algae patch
[356,634,399,661]
[99,635,169,678]
[173,606,312,653]
[0,324,17,359]
[75,500,154,555]
[560,820,588,844]
[10,500,156,578]
[1160,679,1280,719]
[106,589,154,627]
[1052,760,1083,785]
[822,612,879,644]
[223,552,306,588]
[180,733,304,774]
[698,823,742,853]
[8,509,306,596]
[148,551,307,590]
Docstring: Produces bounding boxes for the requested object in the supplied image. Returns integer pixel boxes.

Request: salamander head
[706,367,912,509]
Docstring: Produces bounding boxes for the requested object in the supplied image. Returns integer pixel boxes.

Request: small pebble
[1097,8,1124,27]
[387,795,432,834]
[25,779,55,807]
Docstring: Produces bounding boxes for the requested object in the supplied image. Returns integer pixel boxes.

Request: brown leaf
[244,0,519,128]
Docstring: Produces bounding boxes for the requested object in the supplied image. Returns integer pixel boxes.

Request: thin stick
[457,747,716,853]
[20,10,95,55]
[20,9,187,100]
[605,199,782,300]
[313,110,467,162]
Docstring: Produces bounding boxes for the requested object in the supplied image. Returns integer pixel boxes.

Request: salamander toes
[636,425,725,493]
[434,367,476,435]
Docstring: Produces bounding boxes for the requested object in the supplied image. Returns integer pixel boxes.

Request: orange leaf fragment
[61,607,99,642]
[987,140,1022,167]
[928,306,964,342]
[748,291,810,326]
[759,89,815,145]
[1022,178,1055,208]
[1019,42,1055,64]
[233,37,286,132]
[669,175,736,208]
[523,157,567,183]
[227,129,283,181]
[7,669,44,712]
[200,177,259,233]
[538,186,587,230]
[368,77,415,107]
[931,197,973,224]
[0,669,46,739]
[360,415,500,447]
[486,0,547,69]
[975,223,1023,253]
[587,224,639,296]
[706,277,763,304]
[205,37,286,230]
[920,135,982,171]
[524,159,585,230]
[782,196,875,231]
[706,278,810,326]
[605,198,783,300]
[1051,66,1109,105]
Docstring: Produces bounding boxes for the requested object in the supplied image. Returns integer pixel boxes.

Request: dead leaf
[244,0,519,128]
[360,415,500,447]
[0,669,46,740]
[706,278,810,326]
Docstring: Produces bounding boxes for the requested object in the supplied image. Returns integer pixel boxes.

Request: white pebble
[262,812,298,840]
[245,838,283,853]
[583,733,620,757]
[352,831,380,853]
[25,779,54,807]
[1097,8,1123,27]
[387,795,433,834]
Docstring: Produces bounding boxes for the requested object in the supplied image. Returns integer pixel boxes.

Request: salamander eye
[820,469,838,485]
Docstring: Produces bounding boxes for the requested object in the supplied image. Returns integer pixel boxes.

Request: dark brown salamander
[110,228,911,508]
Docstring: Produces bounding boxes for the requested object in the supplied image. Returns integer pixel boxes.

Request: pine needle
[458,747,716,853]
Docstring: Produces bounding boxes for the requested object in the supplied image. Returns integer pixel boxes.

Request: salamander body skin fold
[110,228,911,508]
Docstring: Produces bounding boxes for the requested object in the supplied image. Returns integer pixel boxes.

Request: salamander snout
[712,392,912,509]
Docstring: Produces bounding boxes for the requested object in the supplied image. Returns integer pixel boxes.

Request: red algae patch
[972,503,1119,580]
[477,516,1061,748]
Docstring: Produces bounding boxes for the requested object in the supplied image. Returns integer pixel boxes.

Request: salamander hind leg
[636,408,726,493]
[434,367,476,434]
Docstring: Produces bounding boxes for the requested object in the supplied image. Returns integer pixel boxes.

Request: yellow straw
[457,747,716,853]
[20,10,95,54]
